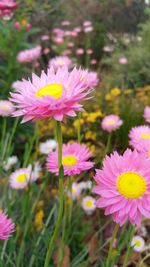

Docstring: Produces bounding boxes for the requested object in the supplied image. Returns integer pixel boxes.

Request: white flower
[81,196,96,215]
[3,156,18,171]
[78,181,92,191]
[68,182,81,200]
[9,163,41,190]
[39,139,57,155]
[131,236,145,252]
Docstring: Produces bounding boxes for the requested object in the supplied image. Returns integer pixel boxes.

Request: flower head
[129,125,150,152]
[118,57,128,65]
[46,142,94,176]
[9,164,40,190]
[131,236,145,252]
[101,115,123,132]
[93,149,150,226]
[39,139,57,155]
[0,211,15,240]
[48,56,72,71]
[81,196,96,215]
[144,106,150,123]
[10,66,93,122]
[0,100,14,116]
[68,182,81,200]
[17,46,41,63]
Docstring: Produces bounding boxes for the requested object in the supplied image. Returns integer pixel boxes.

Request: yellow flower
[85,131,96,140]
[124,89,132,95]
[21,19,28,26]
[34,210,44,232]
[86,112,101,123]
[110,87,121,96]
[73,119,84,128]
[105,93,112,101]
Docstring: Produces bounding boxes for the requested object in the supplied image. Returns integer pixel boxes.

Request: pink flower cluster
[0,0,17,19]
[17,46,41,63]
[0,211,15,240]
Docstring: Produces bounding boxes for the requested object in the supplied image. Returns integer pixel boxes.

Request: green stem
[68,176,73,224]
[44,121,64,267]
[104,133,112,156]
[122,226,134,267]
[106,224,120,267]
[77,112,81,143]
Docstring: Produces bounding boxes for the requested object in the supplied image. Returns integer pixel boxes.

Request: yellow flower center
[117,172,146,198]
[36,84,62,99]
[62,155,77,167]
[17,173,28,183]
[147,150,150,157]
[0,104,9,111]
[85,200,93,208]
[106,119,115,125]
[135,240,141,247]
[58,60,65,65]
[140,133,150,139]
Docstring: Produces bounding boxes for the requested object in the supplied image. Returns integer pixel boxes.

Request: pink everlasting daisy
[81,196,96,215]
[17,46,41,63]
[0,100,14,116]
[118,57,128,65]
[93,149,150,226]
[10,66,93,122]
[129,125,150,151]
[101,115,123,132]
[0,211,15,240]
[48,56,72,71]
[46,142,94,176]
[144,106,150,123]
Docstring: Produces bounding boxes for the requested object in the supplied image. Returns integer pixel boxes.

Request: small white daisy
[81,196,96,215]
[131,236,145,252]
[39,139,57,155]
[68,182,81,200]
[3,156,18,171]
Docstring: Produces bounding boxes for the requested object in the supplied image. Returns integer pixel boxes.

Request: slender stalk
[44,121,64,267]
[106,224,120,267]
[77,112,81,143]
[104,133,112,156]
[68,176,73,223]
[122,226,135,267]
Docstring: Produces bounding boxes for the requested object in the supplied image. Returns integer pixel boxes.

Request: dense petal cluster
[144,106,150,123]
[129,125,150,151]
[0,100,14,116]
[101,114,123,132]
[10,66,94,122]
[17,46,41,63]
[0,212,15,240]
[9,164,41,189]
[48,56,72,70]
[93,149,150,226]
[46,142,94,176]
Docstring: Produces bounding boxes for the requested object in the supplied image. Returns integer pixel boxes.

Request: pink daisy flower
[101,115,123,132]
[118,57,128,65]
[48,56,72,71]
[76,69,99,88]
[144,106,150,123]
[76,48,84,55]
[17,46,41,63]
[46,142,94,176]
[93,149,150,226]
[0,0,17,10]
[10,66,93,123]
[129,125,150,151]
[0,100,14,116]
[0,211,15,240]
